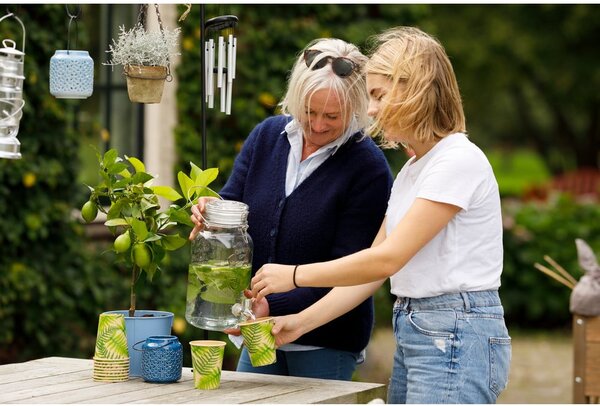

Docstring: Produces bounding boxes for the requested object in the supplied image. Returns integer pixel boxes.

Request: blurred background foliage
[0,3,598,365]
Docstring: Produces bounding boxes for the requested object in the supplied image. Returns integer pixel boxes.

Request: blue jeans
[388,290,511,404]
[236,347,360,380]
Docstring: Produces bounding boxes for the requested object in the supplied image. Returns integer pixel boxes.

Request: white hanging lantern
[0,12,26,160]
[49,6,94,99]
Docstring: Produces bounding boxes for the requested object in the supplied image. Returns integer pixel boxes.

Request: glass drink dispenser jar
[185,199,253,331]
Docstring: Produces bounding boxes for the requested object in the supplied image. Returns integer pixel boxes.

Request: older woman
[189,38,393,380]
[252,27,512,403]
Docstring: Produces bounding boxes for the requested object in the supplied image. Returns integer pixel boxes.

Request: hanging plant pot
[124,64,167,104]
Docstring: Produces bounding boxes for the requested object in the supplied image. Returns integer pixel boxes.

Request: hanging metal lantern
[49,5,94,99]
[0,12,26,160]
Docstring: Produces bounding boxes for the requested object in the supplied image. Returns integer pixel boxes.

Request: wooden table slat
[0,357,386,404]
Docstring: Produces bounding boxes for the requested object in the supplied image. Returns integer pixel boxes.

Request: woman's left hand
[251,264,296,300]
[224,290,270,336]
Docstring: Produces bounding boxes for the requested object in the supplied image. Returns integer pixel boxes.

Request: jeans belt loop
[460,292,471,312]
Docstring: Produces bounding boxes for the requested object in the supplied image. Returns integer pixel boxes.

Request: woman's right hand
[189,196,218,240]
[271,314,307,347]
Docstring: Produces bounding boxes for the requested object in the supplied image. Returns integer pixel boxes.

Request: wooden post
[573,314,600,404]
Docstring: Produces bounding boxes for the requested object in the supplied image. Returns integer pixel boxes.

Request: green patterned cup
[94,313,128,359]
[239,316,276,367]
[190,340,226,390]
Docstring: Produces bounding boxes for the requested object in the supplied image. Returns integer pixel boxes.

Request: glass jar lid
[204,199,248,227]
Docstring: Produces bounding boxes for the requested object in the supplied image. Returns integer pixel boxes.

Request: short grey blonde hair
[280,38,369,134]
[366,27,466,147]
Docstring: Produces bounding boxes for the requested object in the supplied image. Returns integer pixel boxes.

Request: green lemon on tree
[114,232,131,253]
[133,243,152,268]
[81,201,98,223]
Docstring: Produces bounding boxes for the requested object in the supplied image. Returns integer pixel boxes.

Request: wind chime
[203,15,238,116]
[0,10,26,160]
[199,10,238,170]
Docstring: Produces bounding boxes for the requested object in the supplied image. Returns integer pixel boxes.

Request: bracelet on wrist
[293,264,300,288]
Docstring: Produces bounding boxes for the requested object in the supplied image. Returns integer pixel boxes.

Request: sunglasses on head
[303,49,358,78]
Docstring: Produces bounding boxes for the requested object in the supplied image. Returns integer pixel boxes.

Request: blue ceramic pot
[140,335,183,383]
[102,310,174,377]
[49,50,93,99]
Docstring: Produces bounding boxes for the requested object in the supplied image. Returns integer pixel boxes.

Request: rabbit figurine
[570,238,600,316]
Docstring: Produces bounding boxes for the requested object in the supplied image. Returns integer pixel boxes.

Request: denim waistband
[394,290,501,312]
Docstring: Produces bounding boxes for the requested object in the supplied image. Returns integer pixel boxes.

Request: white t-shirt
[386,133,503,298]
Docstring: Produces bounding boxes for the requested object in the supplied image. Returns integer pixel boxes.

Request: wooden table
[0,357,387,404]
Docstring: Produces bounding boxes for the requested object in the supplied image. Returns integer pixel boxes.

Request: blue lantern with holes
[49,5,94,100]
[50,50,93,99]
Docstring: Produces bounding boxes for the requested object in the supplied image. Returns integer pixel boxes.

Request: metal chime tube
[220,72,226,113]
[207,38,214,108]
[217,36,224,89]
[204,41,209,103]
[232,37,237,80]
[226,34,233,115]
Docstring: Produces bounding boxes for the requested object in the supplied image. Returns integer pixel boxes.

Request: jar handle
[0,12,26,54]
[133,338,174,351]
[2,39,15,49]
[132,339,147,352]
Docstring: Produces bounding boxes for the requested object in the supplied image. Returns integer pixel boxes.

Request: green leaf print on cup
[239,317,276,367]
[94,313,129,359]
[190,340,226,390]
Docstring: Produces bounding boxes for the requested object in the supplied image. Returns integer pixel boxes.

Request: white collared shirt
[284,117,360,197]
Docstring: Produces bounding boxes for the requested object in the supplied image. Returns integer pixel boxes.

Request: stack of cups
[93,313,129,382]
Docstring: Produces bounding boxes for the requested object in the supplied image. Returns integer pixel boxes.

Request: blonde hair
[366,27,466,147]
[280,38,370,134]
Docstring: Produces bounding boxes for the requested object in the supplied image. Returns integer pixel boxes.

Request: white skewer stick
[204,41,209,103]
[232,37,237,80]
[217,36,224,88]
[227,34,233,84]
[220,72,226,113]
[208,39,215,108]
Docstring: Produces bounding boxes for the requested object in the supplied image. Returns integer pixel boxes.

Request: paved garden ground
[355,328,572,404]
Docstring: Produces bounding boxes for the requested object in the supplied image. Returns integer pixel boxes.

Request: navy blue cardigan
[220,115,392,352]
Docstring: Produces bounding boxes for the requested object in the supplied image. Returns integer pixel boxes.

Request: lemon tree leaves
[83,148,220,313]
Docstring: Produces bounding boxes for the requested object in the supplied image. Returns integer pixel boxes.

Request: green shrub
[488,149,551,198]
[501,194,600,329]
[0,5,119,363]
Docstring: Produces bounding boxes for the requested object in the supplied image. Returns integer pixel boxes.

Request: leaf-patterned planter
[102,310,174,377]
[239,317,276,367]
[190,340,226,390]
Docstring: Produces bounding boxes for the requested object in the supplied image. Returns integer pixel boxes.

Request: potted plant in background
[81,148,219,375]
[104,5,180,104]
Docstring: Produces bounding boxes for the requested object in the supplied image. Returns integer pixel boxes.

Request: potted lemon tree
[104,19,180,104]
[82,148,219,375]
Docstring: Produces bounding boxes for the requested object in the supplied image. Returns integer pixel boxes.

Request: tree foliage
[176,4,599,178]
[0,5,116,362]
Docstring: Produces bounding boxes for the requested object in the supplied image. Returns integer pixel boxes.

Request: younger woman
[251,27,511,404]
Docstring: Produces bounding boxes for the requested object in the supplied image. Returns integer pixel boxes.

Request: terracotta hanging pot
[124,64,167,104]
